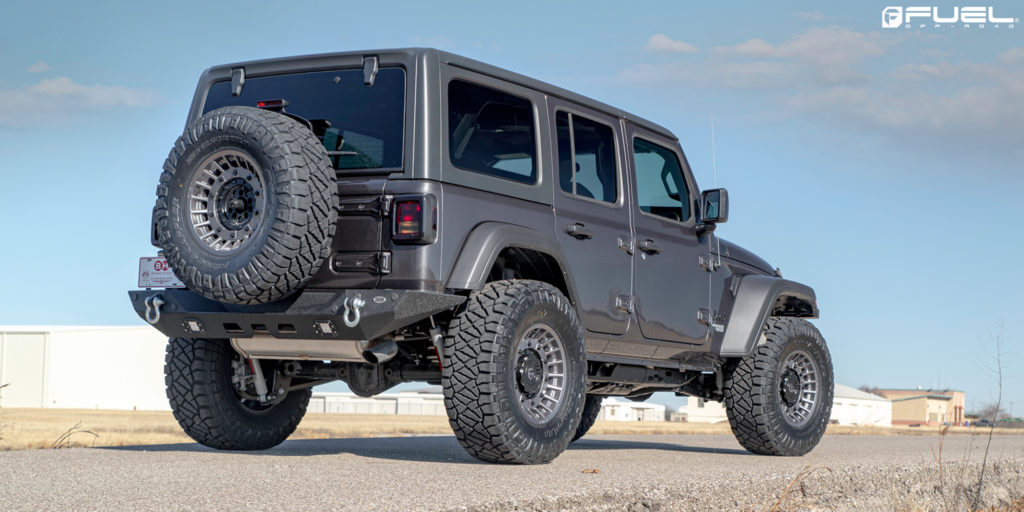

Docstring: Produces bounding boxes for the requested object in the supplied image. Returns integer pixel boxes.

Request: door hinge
[617,235,634,255]
[699,254,720,272]
[697,308,727,332]
[615,295,633,314]
[337,195,392,218]
[332,251,392,275]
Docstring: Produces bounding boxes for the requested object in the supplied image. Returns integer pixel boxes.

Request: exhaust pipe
[360,336,398,364]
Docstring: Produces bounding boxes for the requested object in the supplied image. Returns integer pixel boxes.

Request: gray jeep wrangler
[130,48,832,464]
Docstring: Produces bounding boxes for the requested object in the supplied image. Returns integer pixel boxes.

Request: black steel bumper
[128,288,465,340]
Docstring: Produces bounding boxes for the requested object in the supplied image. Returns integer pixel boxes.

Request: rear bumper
[128,288,465,341]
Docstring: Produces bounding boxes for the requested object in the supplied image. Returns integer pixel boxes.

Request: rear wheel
[723,317,833,456]
[442,280,586,464]
[164,337,310,450]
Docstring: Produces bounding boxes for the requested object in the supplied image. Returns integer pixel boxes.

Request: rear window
[556,111,618,203]
[448,80,537,184]
[203,67,405,171]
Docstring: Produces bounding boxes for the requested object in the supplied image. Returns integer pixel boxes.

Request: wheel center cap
[780,369,801,406]
[216,177,256,230]
[516,349,544,397]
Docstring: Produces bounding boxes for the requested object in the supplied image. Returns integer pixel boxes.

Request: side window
[556,111,617,203]
[633,137,691,222]
[448,80,536,183]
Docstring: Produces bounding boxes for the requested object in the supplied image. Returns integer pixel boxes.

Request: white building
[596,397,666,422]
[673,384,893,427]
[0,326,892,428]
[830,384,891,427]
[0,326,451,415]
[0,326,170,410]
[679,397,729,423]
[308,390,446,416]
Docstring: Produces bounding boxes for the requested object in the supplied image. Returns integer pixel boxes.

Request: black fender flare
[714,275,819,357]
[445,222,578,302]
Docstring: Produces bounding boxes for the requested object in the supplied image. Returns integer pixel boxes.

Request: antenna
[711,112,718,187]
[710,112,722,266]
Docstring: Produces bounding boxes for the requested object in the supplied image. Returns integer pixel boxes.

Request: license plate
[138,257,185,288]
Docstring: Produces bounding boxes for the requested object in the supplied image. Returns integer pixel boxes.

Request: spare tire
[154,106,338,304]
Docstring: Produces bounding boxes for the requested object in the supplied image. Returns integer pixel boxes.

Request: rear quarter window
[447,80,537,184]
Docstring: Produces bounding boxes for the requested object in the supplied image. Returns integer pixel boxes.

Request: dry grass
[0,408,453,451]
[825,424,1024,437]
[0,408,1020,451]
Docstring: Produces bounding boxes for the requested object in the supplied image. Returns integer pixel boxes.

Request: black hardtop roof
[207,48,677,141]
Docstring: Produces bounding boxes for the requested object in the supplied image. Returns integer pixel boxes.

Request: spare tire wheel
[154,106,338,304]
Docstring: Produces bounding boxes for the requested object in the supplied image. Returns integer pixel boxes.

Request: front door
[627,127,709,344]
[550,102,632,335]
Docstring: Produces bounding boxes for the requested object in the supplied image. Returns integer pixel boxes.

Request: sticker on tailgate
[139,257,185,288]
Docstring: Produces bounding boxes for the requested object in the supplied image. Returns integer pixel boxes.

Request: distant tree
[976,402,1011,421]
[858,385,883,396]
[973,323,1008,512]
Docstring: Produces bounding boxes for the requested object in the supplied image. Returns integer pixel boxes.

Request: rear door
[549,100,632,335]
[626,126,710,345]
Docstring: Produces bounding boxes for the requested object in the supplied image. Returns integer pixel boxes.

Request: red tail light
[391,194,437,244]
[395,200,421,236]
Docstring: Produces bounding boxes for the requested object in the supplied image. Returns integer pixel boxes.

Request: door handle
[638,239,662,255]
[564,223,594,240]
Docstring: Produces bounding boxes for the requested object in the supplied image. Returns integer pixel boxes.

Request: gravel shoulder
[1,434,1022,511]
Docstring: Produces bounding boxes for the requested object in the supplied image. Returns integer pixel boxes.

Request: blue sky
[0,1,1021,414]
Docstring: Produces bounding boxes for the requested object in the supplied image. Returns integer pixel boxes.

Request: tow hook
[144,294,165,325]
[342,296,365,328]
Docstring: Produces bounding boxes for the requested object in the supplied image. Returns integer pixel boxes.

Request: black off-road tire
[723,317,833,456]
[572,395,604,442]
[154,106,338,305]
[165,337,311,450]
[441,280,586,464]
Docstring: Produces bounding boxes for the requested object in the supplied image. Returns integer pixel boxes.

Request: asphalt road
[2,433,1023,511]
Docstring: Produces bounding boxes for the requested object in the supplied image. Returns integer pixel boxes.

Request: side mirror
[701,188,729,224]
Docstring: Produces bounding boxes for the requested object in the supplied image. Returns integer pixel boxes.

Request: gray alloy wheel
[187,149,267,253]
[513,324,567,426]
[778,349,820,428]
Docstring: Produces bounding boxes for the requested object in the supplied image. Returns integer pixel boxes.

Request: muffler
[230,334,398,364]
[359,335,398,364]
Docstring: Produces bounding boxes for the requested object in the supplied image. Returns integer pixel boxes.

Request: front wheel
[441,280,586,464]
[572,395,604,442]
[165,337,310,450]
[723,317,833,456]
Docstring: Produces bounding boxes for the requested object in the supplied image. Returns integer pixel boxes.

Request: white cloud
[645,33,698,53]
[714,27,892,84]
[624,27,893,89]
[26,61,51,73]
[793,11,826,21]
[622,60,795,89]
[786,59,1024,151]
[1000,48,1024,64]
[0,76,157,127]
[790,84,1021,137]
[621,28,1024,154]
